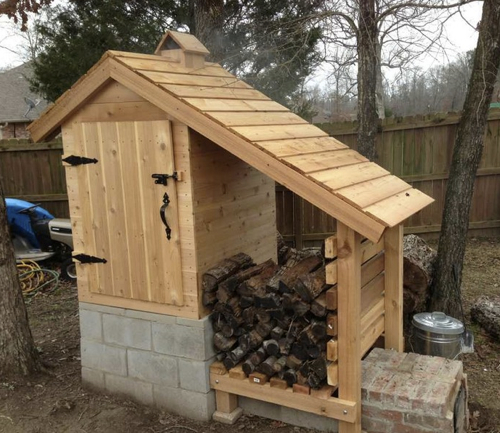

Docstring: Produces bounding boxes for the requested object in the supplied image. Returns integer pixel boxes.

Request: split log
[270,326,285,340]
[267,251,323,293]
[237,262,279,297]
[248,347,267,366]
[310,293,327,318]
[202,253,254,292]
[241,306,257,325]
[403,235,437,329]
[239,330,263,352]
[219,259,276,294]
[262,339,280,356]
[294,266,330,302]
[273,356,287,374]
[278,337,294,355]
[471,296,500,340]
[283,369,298,387]
[259,356,278,376]
[202,291,217,306]
[242,359,255,375]
[228,346,247,363]
[223,356,236,370]
[255,320,275,338]
[213,333,237,352]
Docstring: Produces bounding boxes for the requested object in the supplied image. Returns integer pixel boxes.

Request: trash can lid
[412,311,464,335]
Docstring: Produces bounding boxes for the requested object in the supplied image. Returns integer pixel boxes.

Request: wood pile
[403,235,437,332]
[203,248,339,392]
[471,296,500,341]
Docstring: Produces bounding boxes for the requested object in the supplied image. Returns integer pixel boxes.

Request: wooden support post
[337,222,362,433]
[213,390,243,424]
[384,224,404,351]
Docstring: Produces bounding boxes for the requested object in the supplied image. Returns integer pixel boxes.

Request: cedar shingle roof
[28,32,433,242]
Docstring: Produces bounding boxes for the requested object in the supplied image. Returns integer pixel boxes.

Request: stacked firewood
[203,247,336,390]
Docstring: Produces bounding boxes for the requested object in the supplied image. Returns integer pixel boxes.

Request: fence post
[293,194,304,250]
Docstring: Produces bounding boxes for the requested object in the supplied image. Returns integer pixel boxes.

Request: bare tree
[309,0,477,158]
[430,0,500,317]
[0,192,41,376]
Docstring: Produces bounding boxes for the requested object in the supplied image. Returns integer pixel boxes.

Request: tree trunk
[0,195,40,376]
[192,0,225,62]
[375,39,385,120]
[356,0,378,160]
[430,0,500,317]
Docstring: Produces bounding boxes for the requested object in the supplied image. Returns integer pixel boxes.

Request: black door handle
[159,193,171,240]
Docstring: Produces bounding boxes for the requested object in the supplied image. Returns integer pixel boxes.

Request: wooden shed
[29,31,433,433]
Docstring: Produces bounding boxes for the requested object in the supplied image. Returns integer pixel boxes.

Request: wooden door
[73,120,184,306]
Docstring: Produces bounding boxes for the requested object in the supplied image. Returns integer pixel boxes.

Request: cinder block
[281,406,338,432]
[153,386,215,421]
[153,322,215,360]
[213,407,243,424]
[125,309,176,325]
[103,314,151,350]
[179,357,214,393]
[81,339,127,376]
[176,315,211,329]
[105,374,154,406]
[79,309,102,341]
[128,349,178,388]
[80,302,125,316]
[81,367,105,390]
[239,397,282,422]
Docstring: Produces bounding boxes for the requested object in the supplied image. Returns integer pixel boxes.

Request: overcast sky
[0,2,483,72]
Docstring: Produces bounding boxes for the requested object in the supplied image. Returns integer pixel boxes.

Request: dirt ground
[0,238,499,433]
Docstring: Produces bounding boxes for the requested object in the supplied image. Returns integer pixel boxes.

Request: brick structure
[361,348,467,433]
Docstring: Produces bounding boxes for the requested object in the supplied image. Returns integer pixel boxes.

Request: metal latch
[152,172,178,186]
[62,155,98,166]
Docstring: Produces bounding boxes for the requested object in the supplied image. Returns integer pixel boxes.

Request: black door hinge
[63,155,98,166]
[152,172,178,186]
[73,253,107,264]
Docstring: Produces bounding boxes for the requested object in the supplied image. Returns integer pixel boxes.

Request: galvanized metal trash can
[412,311,464,359]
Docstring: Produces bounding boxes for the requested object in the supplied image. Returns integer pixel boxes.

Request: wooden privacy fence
[2,110,500,246]
[279,111,500,247]
[0,139,68,217]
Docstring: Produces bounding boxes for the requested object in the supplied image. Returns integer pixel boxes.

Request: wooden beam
[336,222,362,433]
[384,224,404,351]
[108,58,386,242]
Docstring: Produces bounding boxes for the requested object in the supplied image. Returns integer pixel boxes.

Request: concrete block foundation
[79,302,216,421]
[79,304,467,431]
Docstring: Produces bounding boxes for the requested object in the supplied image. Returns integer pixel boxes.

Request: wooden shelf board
[209,371,357,423]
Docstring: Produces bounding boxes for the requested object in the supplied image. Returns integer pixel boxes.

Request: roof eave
[28,52,113,143]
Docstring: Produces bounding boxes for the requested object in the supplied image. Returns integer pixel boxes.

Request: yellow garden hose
[17,260,60,296]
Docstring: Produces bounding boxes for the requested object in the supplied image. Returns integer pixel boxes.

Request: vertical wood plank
[82,122,115,296]
[337,221,362,433]
[215,390,238,413]
[384,224,404,351]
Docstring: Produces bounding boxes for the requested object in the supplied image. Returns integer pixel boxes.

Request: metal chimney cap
[412,311,465,335]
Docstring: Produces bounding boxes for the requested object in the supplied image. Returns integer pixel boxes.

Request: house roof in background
[0,63,50,123]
